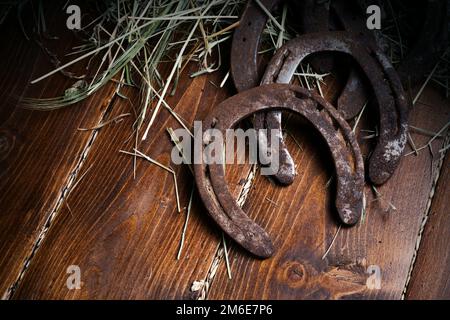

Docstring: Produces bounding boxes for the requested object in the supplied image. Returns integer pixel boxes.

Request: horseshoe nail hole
[247,22,252,26]
[242,37,247,42]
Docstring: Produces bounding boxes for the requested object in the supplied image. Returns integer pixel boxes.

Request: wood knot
[278,261,307,288]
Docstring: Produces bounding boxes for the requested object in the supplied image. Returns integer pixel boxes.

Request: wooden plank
[206,86,450,300]
[0,10,117,298]
[12,64,255,299]
[406,152,450,299]
[3,3,448,299]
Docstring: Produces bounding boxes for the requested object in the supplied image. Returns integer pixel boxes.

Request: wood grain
[406,152,450,299]
[206,86,450,300]
[2,3,450,300]
[11,65,256,299]
[0,9,117,298]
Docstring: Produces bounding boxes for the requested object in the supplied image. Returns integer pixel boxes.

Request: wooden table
[0,6,449,300]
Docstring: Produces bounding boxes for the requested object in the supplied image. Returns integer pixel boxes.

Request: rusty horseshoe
[194,84,365,258]
[258,32,411,185]
[231,0,379,121]
[231,0,380,184]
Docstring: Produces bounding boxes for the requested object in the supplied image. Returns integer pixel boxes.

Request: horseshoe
[230,0,378,184]
[194,84,365,258]
[258,32,411,185]
[231,0,377,119]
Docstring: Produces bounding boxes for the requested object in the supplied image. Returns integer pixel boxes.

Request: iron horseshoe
[259,32,411,185]
[194,84,365,258]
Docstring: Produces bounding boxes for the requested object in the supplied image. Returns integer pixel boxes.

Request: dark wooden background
[0,4,449,300]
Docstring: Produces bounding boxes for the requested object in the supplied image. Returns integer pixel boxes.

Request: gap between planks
[3,90,119,300]
[401,133,450,299]
[193,164,257,300]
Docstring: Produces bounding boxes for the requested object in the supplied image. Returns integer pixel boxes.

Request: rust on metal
[230,0,281,92]
[230,0,295,185]
[194,84,365,258]
[230,0,376,184]
[231,0,378,122]
[260,32,411,185]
